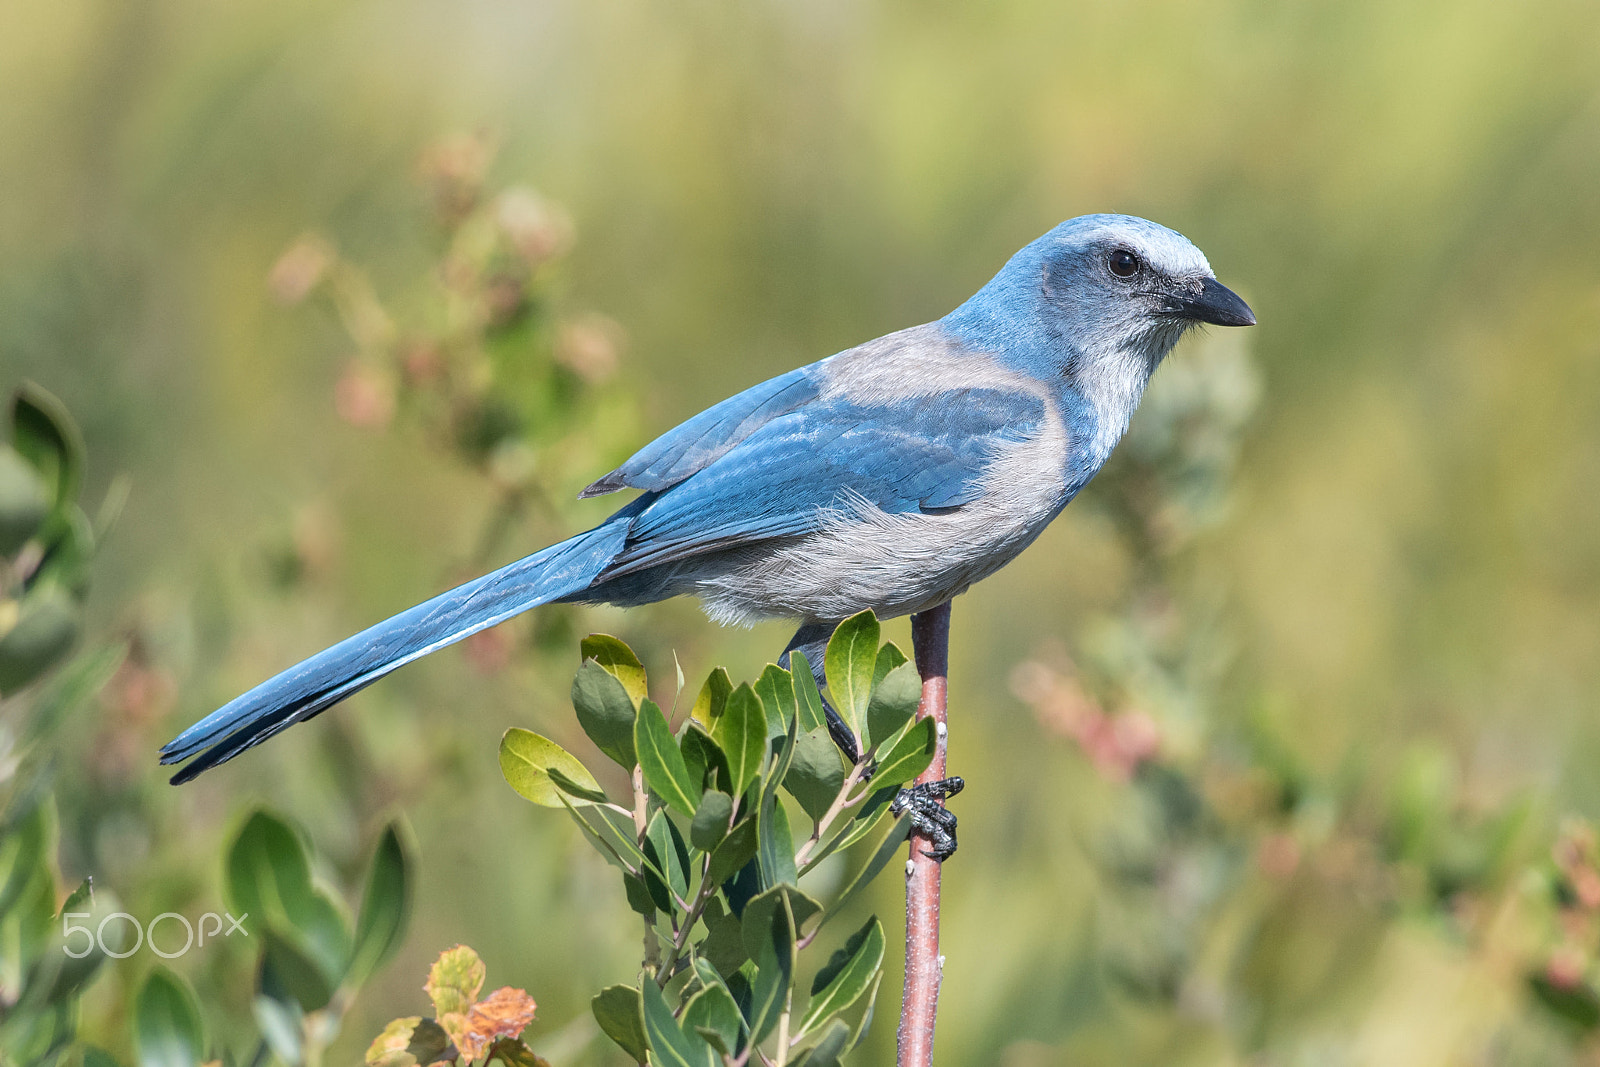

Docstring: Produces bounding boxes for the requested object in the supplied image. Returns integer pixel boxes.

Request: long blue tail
[160,517,632,783]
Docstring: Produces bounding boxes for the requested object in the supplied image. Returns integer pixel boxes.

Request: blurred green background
[4,0,1600,1063]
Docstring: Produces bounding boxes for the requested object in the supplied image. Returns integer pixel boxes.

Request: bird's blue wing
[581,366,821,497]
[601,386,1046,574]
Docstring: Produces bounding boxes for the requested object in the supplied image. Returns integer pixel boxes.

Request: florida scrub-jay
[162,213,1255,850]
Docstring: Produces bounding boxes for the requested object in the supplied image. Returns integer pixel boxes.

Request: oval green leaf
[11,382,85,507]
[346,822,413,988]
[799,916,885,1035]
[783,728,845,822]
[691,790,734,850]
[635,697,700,816]
[683,983,743,1055]
[711,684,766,801]
[708,816,760,887]
[592,985,649,1063]
[745,891,796,1045]
[866,660,921,751]
[641,975,716,1067]
[134,967,204,1067]
[788,649,827,733]
[499,729,606,807]
[225,810,351,992]
[824,611,878,737]
[753,663,798,740]
[0,444,49,555]
[571,660,638,769]
[580,633,648,707]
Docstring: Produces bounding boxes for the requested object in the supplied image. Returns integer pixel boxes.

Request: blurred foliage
[0,386,121,1065]
[4,1,1600,1063]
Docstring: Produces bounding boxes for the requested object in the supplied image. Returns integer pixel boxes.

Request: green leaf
[34,503,94,592]
[757,790,797,889]
[571,660,637,769]
[587,803,649,868]
[225,810,351,997]
[499,729,606,808]
[11,383,85,509]
[681,724,730,797]
[263,932,336,1012]
[826,819,912,925]
[762,700,801,819]
[134,967,204,1067]
[824,611,878,738]
[708,817,759,887]
[788,650,827,733]
[795,1019,850,1067]
[622,871,655,916]
[784,728,846,822]
[0,583,81,695]
[745,891,795,1045]
[557,798,630,872]
[691,791,734,851]
[711,684,766,801]
[870,717,938,789]
[253,995,302,1066]
[1530,973,1600,1030]
[80,1049,124,1067]
[741,886,822,963]
[690,667,733,727]
[636,698,700,816]
[799,916,885,1034]
[363,1016,455,1067]
[363,1016,416,1067]
[0,445,49,555]
[591,985,649,1063]
[754,664,798,740]
[0,793,51,920]
[644,809,691,907]
[346,822,413,988]
[848,970,883,1051]
[692,957,735,999]
[425,944,485,1017]
[548,766,610,805]
[682,982,743,1056]
[698,908,747,975]
[866,661,921,751]
[641,976,716,1067]
[580,634,649,707]
[872,641,908,683]
[486,1037,552,1067]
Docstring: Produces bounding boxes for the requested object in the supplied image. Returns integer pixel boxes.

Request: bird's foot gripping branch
[496,611,947,1066]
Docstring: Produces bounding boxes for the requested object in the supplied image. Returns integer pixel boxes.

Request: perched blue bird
[161,214,1254,809]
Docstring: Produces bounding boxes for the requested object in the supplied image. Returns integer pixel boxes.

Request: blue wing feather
[581,367,820,496]
[600,387,1044,574]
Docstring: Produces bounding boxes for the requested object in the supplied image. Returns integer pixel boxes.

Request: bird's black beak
[1173,277,1256,327]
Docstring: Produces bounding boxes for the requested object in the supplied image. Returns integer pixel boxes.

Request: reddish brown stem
[898,602,951,1067]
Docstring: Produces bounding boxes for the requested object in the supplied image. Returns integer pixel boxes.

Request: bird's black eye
[1108,249,1141,278]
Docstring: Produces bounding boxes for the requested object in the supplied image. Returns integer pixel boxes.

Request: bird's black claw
[892,776,965,861]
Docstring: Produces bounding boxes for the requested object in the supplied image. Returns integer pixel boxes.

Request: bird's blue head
[942,214,1255,383]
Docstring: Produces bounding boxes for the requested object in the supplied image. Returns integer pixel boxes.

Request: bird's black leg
[891,777,965,860]
[780,621,964,860]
